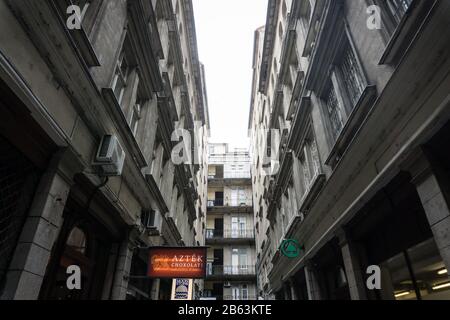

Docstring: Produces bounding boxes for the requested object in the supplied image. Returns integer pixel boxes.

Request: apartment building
[0,0,208,300]
[203,143,257,300]
[250,0,450,300]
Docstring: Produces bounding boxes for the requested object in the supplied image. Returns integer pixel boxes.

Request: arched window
[282,1,287,19]
[278,22,284,40]
[66,226,87,255]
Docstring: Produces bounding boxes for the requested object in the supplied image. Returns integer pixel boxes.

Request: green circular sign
[280,239,302,258]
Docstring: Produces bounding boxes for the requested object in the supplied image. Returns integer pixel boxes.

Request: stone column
[1,152,71,300]
[338,230,368,300]
[150,279,161,300]
[289,278,298,300]
[409,149,450,273]
[304,262,322,300]
[110,238,134,300]
[379,263,396,300]
[283,282,291,300]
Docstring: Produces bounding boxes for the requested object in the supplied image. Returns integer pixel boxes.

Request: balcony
[208,199,224,207]
[206,264,257,281]
[208,172,252,187]
[207,199,253,214]
[206,229,255,245]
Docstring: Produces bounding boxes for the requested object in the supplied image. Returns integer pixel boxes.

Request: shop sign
[148,247,207,279]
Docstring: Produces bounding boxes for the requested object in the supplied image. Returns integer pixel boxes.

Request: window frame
[112,50,130,106]
[320,22,368,147]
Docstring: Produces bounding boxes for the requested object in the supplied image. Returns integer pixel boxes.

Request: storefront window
[383,238,450,300]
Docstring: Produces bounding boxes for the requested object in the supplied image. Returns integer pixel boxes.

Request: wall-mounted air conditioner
[93,135,125,176]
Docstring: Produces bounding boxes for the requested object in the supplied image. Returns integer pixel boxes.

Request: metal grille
[326,86,344,140]
[0,136,41,285]
[387,0,414,24]
[340,42,365,107]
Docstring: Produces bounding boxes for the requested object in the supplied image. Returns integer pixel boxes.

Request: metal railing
[223,295,258,301]
[207,199,224,207]
[206,229,254,239]
[206,264,256,276]
[207,199,253,207]
[202,295,258,301]
[208,172,251,179]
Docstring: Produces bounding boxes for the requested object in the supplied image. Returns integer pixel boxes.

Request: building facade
[203,143,257,300]
[249,0,450,300]
[0,0,208,300]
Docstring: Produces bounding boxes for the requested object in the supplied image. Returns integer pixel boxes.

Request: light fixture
[432,282,450,291]
[394,291,410,298]
[437,268,448,275]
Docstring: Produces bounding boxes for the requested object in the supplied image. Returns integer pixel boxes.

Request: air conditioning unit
[93,135,125,176]
[141,209,163,235]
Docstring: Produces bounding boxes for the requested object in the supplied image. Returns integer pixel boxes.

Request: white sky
[192,0,268,150]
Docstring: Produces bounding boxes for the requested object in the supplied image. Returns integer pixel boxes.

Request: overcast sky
[192,0,267,150]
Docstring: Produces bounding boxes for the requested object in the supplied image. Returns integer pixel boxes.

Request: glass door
[232,286,240,300]
[238,188,246,205]
[232,249,239,275]
[239,217,247,238]
[231,217,239,238]
[241,284,249,300]
[230,189,238,206]
[239,249,248,274]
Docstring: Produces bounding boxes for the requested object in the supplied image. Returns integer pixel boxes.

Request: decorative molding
[0,49,68,147]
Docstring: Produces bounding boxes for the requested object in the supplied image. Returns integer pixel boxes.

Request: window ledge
[299,172,326,213]
[284,213,304,240]
[49,0,101,67]
[70,28,101,67]
[325,85,377,168]
[301,0,322,58]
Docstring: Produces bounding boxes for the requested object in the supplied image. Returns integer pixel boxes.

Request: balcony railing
[223,295,258,301]
[202,295,258,301]
[206,264,256,276]
[206,229,254,239]
[207,199,223,207]
[207,199,253,207]
[208,172,251,179]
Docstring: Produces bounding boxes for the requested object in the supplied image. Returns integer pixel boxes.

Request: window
[296,130,321,196]
[128,103,142,136]
[112,50,130,106]
[282,1,287,20]
[323,32,367,143]
[338,42,366,107]
[376,0,414,38]
[325,85,345,140]
[242,284,249,300]
[387,0,414,25]
[278,22,284,40]
[299,0,312,37]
